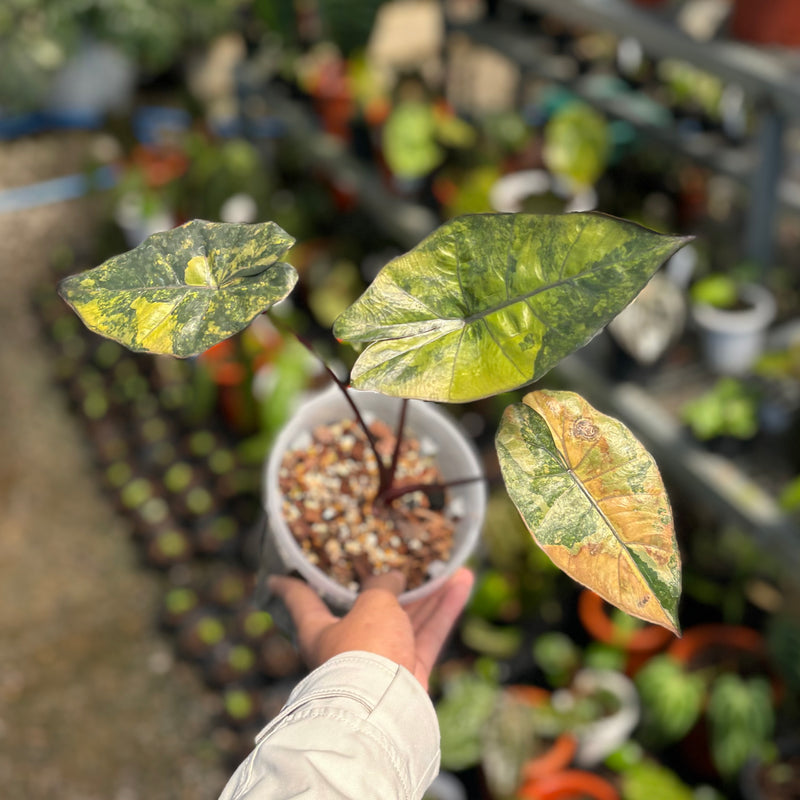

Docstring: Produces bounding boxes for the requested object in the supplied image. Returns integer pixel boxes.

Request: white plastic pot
[691,282,776,375]
[562,668,640,768]
[489,169,597,214]
[263,384,487,609]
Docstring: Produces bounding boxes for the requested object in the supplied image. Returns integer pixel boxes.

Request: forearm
[218,651,440,800]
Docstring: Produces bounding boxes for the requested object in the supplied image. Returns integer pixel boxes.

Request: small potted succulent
[57,211,689,629]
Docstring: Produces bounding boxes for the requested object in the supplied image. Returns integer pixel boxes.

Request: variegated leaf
[496,389,681,633]
[58,220,297,357]
[334,212,692,403]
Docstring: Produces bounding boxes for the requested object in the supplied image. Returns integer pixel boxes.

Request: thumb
[269,575,336,650]
[360,570,406,596]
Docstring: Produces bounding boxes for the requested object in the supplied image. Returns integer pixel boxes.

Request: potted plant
[680,376,762,446]
[689,272,777,376]
[57,211,689,628]
[536,667,640,769]
[480,684,580,798]
[635,624,778,783]
[435,670,578,798]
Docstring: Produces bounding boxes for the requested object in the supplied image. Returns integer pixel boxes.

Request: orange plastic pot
[505,686,577,783]
[517,769,620,800]
[667,623,765,666]
[577,589,674,675]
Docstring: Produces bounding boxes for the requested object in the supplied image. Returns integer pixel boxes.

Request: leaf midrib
[462,261,613,325]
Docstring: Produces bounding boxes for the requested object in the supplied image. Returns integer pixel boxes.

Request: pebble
[279,417,456,590]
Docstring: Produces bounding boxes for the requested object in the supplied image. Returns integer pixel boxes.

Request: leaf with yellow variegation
[496,389,681,633]
[334,212,691,403]
[57,219,297,358]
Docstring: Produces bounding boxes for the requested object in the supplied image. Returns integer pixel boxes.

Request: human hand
[268,569,474,690]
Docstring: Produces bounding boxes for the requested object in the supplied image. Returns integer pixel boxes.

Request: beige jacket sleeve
[218,651,441,800]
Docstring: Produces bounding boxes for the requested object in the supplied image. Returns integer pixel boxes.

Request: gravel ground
[0,132,230,800]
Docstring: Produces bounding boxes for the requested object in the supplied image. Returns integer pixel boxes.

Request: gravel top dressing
[278,416,457,591]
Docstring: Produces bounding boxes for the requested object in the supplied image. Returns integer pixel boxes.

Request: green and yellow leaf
[58,220,297,357]
[334,212,692,403]
[496,389,681,633]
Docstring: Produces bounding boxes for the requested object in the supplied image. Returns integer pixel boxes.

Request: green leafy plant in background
[680,377,761,441]
[543,101,611,192]
[0,0,239,112]
[436,670,501,772]
[635,654,706,745]
[619,760,697,800]
[58,211,690,631]
[706,673,775,780]
[635,653,776,781]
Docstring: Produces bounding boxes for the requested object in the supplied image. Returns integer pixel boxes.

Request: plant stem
[266,311,390,485]
[265,314,484,506]
[379,476,485,505]
[385,398,409,495]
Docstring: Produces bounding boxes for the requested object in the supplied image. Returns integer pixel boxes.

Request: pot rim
[518,768,621,800]
[667,623,765,664]
[263,383,487,608]
[577,589,675,653]
[691,282,776,334]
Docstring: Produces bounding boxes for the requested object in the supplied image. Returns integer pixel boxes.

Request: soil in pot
[278,415,457,593]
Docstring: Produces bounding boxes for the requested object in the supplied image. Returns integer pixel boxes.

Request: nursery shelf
[510,0,800,109]
[456,19,767,187]
[474,0,800,267]
[555,353,800,571]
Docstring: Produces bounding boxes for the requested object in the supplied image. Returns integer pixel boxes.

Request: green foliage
[480,693,541,799]
[620,761,695,800]
[497,391,681,633]
[635,655,705,744]
[0,0,240,111]
[58,211,691,630]
[58,220,298,357]
[316,0,386,56]
[382,102,444,180]
[543,101,611,190]
[335,212,690,403]
[707,674,774,779]
[437,672,500,771]
[681,378,761,441]
[459,615,523,660]
[179,135,273,222]
[689,274,739,309]
[532,632,581,688]
[468,569,521,623]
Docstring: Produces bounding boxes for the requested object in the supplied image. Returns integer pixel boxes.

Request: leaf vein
[480,319,528,379]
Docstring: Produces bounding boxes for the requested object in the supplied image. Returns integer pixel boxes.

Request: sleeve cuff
[254,651,440,796]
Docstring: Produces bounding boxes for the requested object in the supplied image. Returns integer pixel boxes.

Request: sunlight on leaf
[335,212,692,402]
[58,220,297,357]
[496,389,681,633]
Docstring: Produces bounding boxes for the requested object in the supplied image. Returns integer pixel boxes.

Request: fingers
[410,568,474,677]
[268,575,336,661]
